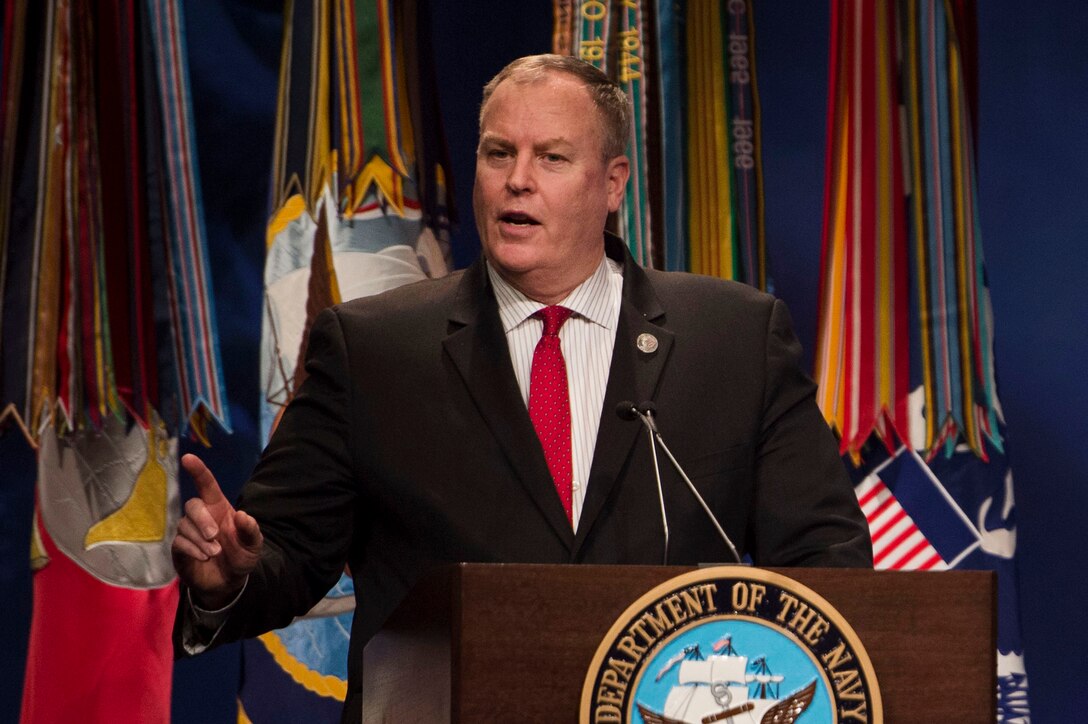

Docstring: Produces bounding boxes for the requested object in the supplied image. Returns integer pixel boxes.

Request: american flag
[856,447,980,571]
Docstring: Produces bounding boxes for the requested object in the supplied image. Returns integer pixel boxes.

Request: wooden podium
[363,564,995,722]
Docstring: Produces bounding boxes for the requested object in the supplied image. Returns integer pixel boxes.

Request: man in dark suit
[172,54,871,719]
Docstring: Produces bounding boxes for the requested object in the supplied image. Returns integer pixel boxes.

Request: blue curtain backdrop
[2,2,1084,722]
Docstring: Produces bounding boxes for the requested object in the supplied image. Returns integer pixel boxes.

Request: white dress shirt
[487,254,624,530]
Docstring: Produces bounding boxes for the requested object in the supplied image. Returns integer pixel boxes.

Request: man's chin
[485,244,542,277]
[489,258,539,281]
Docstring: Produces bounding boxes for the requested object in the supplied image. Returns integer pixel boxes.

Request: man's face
[473,72,629,303]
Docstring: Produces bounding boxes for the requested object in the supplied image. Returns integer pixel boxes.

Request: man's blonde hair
[479,54,631,160]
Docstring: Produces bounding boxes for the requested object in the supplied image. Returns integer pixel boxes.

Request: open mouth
[499,211,540,227]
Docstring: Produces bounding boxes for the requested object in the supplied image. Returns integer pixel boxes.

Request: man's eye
[542,153,565,163]
[487,149,511,160]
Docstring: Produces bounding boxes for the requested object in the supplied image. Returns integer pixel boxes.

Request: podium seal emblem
[581,567,882,723]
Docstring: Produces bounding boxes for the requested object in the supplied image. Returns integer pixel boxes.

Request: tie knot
[535,305,573,337]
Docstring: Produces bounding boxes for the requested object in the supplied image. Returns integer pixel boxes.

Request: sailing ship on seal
[636,639,816,724]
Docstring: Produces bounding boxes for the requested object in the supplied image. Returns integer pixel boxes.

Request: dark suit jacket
[182,234,871,720]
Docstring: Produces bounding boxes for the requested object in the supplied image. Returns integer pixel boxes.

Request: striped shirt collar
[487,254,623,334]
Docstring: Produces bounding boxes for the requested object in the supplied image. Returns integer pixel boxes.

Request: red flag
[21,509,178,724]
[20,418,180,724]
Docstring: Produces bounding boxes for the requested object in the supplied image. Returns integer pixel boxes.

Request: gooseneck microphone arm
[617,401,669,564]
[617,401,742,565]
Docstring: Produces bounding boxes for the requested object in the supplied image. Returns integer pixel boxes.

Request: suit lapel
[442,261,576,549]
[574,238,673,553]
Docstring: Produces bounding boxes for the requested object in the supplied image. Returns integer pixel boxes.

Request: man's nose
[505,153,535,194]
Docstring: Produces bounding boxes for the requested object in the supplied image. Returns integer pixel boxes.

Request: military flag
[239,1,454,720]
[816,1,1030,720]
[1,0,229,721]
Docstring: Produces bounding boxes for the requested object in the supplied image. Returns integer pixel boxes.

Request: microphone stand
[620,401,742,565]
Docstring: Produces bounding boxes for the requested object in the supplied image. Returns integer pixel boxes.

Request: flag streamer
[725,1,766,288]
[653,0,686,272]
[815,0,909,459]
[817,0,999,460]
[553,0,766,284]
[904,0,999,458]
[1,0,229,444]
[148,0,230,437]
[616,0,653,267]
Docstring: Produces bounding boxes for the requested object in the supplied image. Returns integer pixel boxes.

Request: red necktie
[529,305,575,522]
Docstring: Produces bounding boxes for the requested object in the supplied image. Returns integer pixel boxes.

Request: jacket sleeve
[747,299,873,568]
[184,307,362,648]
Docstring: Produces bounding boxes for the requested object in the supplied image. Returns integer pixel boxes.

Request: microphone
[615,401,639,421]
[617,400,742,565]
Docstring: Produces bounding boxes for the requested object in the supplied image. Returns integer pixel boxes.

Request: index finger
[181,453,228,506]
